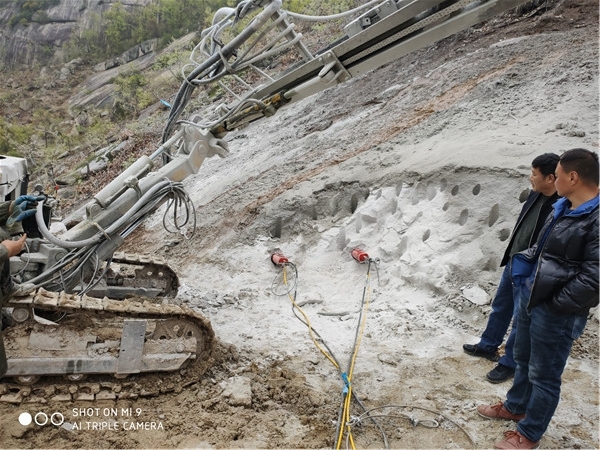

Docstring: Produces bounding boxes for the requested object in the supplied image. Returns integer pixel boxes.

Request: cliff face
[0,0,151,67]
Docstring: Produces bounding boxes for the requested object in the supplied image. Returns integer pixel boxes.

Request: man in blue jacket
[463,153,560,383]
[477,148,599,449]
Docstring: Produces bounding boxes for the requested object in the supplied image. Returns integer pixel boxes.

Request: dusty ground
[0,0,598,449]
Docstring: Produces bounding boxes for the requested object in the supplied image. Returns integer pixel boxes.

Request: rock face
[0,0,152,67]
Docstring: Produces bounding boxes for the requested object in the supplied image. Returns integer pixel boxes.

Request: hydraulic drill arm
[163,0,531,140]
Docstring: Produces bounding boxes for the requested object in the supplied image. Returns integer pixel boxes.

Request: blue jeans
[478,261,518,369]
[504,295,587,442]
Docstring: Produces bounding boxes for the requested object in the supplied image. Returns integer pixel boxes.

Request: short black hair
[559,148,599,186]
[531,153,560,177]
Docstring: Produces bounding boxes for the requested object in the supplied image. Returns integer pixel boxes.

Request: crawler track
[1,287,215,403]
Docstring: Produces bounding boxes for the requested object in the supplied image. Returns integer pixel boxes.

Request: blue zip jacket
[512,195,599,316]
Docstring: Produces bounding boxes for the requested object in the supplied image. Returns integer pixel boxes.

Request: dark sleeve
[0,245,7,377]
[0,244,8,307]
[0,202,10,228]
[550,218,600,314]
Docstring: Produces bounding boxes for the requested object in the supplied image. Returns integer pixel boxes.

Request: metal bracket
[317,50,351,85]
[282,50,351,103]
[345,0,399,37]
[116,320,146,374]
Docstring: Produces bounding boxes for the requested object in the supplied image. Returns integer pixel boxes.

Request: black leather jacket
[519,196,599,316]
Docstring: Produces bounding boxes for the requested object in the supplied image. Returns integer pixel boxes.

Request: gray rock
[0,1,153,67]
[219,376,252,408]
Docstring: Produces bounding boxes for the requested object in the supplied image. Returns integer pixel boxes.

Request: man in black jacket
[478,148,599,449]
[463,153,560,383]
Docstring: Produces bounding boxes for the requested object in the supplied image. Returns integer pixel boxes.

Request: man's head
[530,153,559,195]
[555,148,599,204]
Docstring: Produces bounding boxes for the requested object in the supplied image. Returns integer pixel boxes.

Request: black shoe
[486,364,515,384]
[462,343,500,362]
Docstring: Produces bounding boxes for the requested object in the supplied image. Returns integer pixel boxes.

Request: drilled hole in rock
[442,202,450,211]
[451,185,459,196]
[337,227,347,250]
[458,209,469,226]
[499,228,511,241]
[350,193,359,213]
[427,183,437,201]
[417,183,427,202]
[488,204,500,227]
[422,229,431,242]
[329,199,339,216]
[440,178,448,191]
[398,237,408,256]
[411,184,425,205]
[519,188,530,203]
[271,217,282,238]
[472,184,481,195]
[483,257,498,272]
[410,193,419,205]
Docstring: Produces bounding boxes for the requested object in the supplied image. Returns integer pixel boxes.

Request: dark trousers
[504,295,587,442]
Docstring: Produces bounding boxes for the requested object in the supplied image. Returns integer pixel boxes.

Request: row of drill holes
[272,181,504,238]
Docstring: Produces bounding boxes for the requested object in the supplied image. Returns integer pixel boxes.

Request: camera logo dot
[50,412,65,426]
[18,412,32,426]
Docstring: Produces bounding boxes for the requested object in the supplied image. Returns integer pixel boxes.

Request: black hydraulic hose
[162,0,283,143]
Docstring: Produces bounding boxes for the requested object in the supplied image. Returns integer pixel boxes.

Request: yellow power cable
[337,266,372,450]
[283,265,340,370]
[280,260,374,450]
[349,270,371,380]
[346,386,356,450]
[336,387,351,449]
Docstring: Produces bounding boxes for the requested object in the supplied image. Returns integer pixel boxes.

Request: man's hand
[2,234,27,257]
[7,195,45,227]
